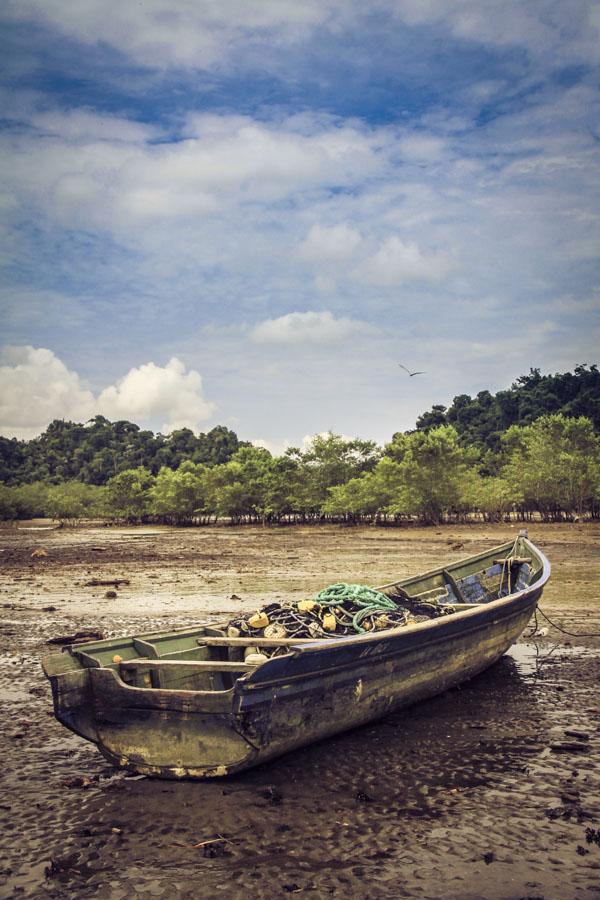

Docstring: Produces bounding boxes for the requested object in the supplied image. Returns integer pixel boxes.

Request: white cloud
[397,134,447,162]
[3,0,338,69]
[98,358,216,433]
[392,0,600,64]
[0,348,216,438]
[4,114,381,234]
[4,0,599,72]
[31,110,154,143]
[359,236,456,285]
[0,346,95,439]
[250,311,373,344]
[298,223,362,262]
[250,437,291,456]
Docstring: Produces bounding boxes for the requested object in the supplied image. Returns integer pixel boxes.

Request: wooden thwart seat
[120,659,258,672]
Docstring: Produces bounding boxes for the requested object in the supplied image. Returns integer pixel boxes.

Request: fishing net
[225,582,455,656]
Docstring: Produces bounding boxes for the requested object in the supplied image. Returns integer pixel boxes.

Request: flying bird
[398,363,426,377]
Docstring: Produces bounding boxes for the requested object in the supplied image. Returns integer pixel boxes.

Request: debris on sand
[171,835,235,857]
[260,785,283,805]
[585,827,600,846]
[84,578,130,587]
[46,629,104,645]
[564,729,589,741]
[31,549,48,558]
[550,741,590,754]
[61,775,93,789]
[202,839,232,858]
[45,854,75,879]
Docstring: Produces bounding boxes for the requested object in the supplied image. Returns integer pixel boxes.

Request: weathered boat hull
[43,535,550,778]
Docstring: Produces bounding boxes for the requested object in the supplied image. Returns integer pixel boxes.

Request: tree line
[1,416,599,524]
[414,363,600,458]
[1,365,598,489]
[0,416,247,485]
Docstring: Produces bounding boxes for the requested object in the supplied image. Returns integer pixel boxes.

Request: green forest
[1,365,599,525]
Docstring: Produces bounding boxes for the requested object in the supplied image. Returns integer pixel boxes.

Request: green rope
[314,582,399,633]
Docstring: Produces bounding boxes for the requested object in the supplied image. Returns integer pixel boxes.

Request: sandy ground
[0,521,599,899]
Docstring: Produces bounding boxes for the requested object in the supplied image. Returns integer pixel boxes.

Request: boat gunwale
[80,538,521,645]
[85,574,543,704]
[76,538,549,700]
[61,537,550,680]
[247,536,550,659]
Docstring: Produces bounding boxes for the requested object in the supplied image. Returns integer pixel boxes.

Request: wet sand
[1,522,599,899]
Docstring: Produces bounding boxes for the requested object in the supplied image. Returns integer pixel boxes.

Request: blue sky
[1,1,599,450]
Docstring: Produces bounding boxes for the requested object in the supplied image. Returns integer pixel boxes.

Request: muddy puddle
[0,522,599,898]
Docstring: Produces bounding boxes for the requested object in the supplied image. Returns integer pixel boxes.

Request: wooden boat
[42,530,550,779]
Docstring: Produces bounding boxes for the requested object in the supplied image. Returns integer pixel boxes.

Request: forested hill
[0,365,598,486]
[413,364,600,451]
[0,417,248,485]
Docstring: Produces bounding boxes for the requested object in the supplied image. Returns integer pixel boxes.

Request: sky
[1,1,599,452]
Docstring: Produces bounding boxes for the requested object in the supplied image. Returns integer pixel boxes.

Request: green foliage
[7,482,50,519]
[0,436,26,484]
[415,364,600,458]
[0,417,247,485]
[287,432,380,513]
[149,461,208,524]
[1,367,599,524]
[461,475,516,522]
[104,467,154,522]
[209,447,274,521]
[45,482,106,523]
[501,415,600,518]
[385,426,479,524]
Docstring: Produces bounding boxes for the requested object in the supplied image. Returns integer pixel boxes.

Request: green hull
[43,534,550,778]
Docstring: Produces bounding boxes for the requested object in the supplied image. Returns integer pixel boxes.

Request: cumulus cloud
[250,311,373,344]
[0,348,216,438]
[97,357,216,432]
[392,0,600,64]
[298,223,362,262]
[250,437,291,456]
[359,236,456,285]
[1,4,598,450]
[0,346,95,439]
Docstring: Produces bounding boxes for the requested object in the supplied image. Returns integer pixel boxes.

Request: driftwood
[84,578,130,587]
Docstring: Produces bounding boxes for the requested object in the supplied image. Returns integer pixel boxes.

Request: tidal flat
[0,522,599,899]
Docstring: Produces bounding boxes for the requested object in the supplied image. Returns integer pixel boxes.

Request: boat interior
[62,541,544,695]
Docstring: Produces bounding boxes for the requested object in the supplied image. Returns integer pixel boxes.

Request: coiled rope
[314,583,401,633]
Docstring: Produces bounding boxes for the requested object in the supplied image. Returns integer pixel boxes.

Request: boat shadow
[37,646,552,895]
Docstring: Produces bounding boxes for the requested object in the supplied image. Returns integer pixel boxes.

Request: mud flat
[0,522,599,899]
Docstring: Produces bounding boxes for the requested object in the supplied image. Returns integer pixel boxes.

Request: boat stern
[42,651,99,743]
[88,668,259,778]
